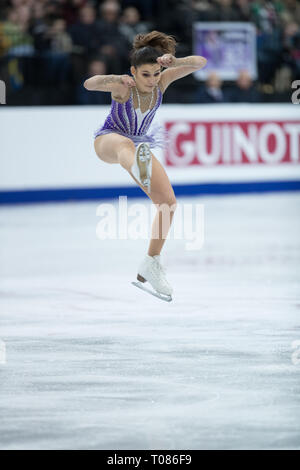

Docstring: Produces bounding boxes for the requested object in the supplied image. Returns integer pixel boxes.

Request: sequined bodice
[101,85,163,137]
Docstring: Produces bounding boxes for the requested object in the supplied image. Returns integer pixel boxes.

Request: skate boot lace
[152,257,167,281]
[157,262,166,276]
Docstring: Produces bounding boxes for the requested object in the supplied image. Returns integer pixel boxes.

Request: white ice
[0,192,300,450]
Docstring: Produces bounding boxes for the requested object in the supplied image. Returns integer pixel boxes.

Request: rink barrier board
[1,180,300,205]
[1,105,299,193]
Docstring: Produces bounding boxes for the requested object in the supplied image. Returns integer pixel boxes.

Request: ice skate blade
[131,281,172,302]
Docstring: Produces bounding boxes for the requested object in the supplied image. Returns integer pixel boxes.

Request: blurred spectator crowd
[0,0,299,105]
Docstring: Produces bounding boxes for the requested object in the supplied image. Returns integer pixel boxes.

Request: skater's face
[131,63,162,93]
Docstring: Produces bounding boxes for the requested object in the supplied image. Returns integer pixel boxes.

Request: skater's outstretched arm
[157,54,207,93]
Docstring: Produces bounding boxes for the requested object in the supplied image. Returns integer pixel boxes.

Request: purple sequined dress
[94,85,169,149]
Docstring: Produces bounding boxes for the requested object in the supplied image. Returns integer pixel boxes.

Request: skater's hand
[156,54,177,68]
[120,74,135,88]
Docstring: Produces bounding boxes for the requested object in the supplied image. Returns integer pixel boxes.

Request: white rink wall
[0,104,299,202]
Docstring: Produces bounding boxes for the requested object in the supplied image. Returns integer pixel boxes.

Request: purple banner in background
[193,22,257,81]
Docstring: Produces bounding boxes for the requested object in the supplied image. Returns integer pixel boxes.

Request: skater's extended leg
[148,200,176,256]
[128,150,176,299]
[128,152,177,256]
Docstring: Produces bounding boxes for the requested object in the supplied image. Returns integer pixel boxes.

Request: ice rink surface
[0,191,300,450]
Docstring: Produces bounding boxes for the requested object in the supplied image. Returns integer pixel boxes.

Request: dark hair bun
[133,30,177,56]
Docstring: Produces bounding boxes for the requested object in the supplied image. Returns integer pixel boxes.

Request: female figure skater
[84,31,207,301]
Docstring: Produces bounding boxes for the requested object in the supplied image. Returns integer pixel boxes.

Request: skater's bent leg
[94,134,136,169]
[116,140,136,172]
[94,135,176,254]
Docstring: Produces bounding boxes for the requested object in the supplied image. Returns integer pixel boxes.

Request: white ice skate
[130,142,152,192]
[131,254,173,302]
